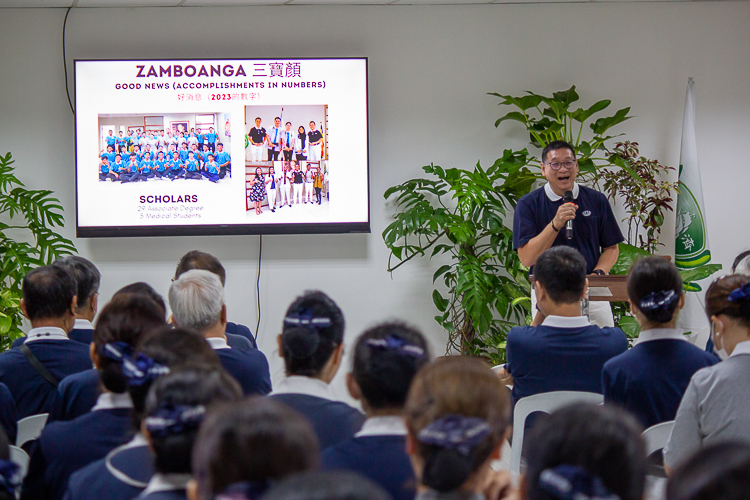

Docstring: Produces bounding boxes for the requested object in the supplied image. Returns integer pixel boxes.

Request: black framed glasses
[544,160,577,171]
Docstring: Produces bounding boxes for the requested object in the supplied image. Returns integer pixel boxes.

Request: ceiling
[0,0,740,7]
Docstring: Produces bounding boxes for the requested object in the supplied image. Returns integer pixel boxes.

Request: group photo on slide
[97,112,232,184]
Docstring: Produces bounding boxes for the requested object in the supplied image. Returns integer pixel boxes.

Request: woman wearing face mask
[663,274,750,473]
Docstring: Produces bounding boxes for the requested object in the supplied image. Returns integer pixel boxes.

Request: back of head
[705,274,750,326]
[94,293,167,394]
[175,250,226,286]
[22,264,76,321]
[281,291,345,377]
[627,256,683,324]
[534,247,586,304]
[524,404,646,500]
[144,366,242,474]
[169,269,225,333]
[192,398,319,500]
[352,321,430,410]
[541,140,576,163]
[666,442,750,500]
[54,256,101,312]
[113,282,166,318]
[731,250,750,274]
[262,471,392,500]
[405,356,510,493]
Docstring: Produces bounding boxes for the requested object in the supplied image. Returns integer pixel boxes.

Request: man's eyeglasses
[544,160,577,171]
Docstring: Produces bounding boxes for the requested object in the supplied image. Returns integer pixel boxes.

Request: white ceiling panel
[0,0,73,6]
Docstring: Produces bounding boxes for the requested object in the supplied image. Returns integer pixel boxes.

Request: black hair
[22,265,76,321]
[144,366,242,474]
[352,321,430,410]
[262,471,392,500]
[192,398,319,500]
[534,247,586,304]
[627,256,683,324]
[732,250,750,273]
[175,250,226,286]
[0,427,12,500]
[94,294,167,394]
[525,404,646,500]
[541,140,576,163]
[54,256,101,313]
[113,282,166,318]
[281,291,345,377]
[705,274,750,326]
[666,442,750,500]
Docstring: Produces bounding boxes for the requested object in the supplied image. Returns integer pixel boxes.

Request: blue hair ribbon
[366,335,425,359]
[216,481,272,500]
[283,309,332,329]
[728,283,750,302]
[417,415,491,456]
[100,342,170,386]
[538,465,620,500]
[0,460,20,494]
[145,405,206,437]
[639,290,678,312]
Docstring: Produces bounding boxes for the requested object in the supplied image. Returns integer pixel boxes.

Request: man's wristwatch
[592,269,606,275]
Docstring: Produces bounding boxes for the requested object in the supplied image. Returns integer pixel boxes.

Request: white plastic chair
[16,413,49,448]
[9,445,29,481]
[642,420,675,457]
[510,391,604,477]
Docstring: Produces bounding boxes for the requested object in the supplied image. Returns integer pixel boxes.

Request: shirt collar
[355,416,407,437]
[91,392,134,411]
[270,376,335,400]
[25,327,69,343]
[730,340,750,358]
[544,182,579,202]
[206,337,230,350]
[541,315,590,329]
[105,433,150,488]
[73,319,94,331]
[635,328,688,345]
[140,473,191,496]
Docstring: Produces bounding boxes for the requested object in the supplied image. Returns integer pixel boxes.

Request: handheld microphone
[563,191,574,240]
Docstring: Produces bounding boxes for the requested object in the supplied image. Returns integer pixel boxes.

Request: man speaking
[513,140,624,327]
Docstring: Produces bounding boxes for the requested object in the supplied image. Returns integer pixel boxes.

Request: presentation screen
[74,58,369,237]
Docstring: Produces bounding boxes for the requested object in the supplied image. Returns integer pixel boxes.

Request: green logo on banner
[675,179,711,269]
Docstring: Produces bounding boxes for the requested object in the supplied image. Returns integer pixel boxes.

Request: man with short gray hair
[169,270,271,395]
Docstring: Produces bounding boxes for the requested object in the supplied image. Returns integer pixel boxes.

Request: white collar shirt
[271,375,335,400]
[730,340,750,358]
[139,473,191,497]
[205,337,230,350]
[544,182,580,202]
[25,327,69,343]
[73,319,94,331]
[634,328,687,346]
[91,392,133,412]
[355,416,408,438]
[541,315,590,329]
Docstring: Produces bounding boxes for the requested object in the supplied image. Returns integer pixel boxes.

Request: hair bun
[422,449,472,492]
[282,327,321,360]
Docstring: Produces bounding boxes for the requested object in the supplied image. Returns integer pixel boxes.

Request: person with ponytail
[322,322,430,500]
[664,274,750,472]
[522,404,647,500]
[188,398,319,500]
[22,293,166,500]
[405,356,512,500]
[601,257,718,428]
[704,249,750,353]
[269,290,365,449]
[666,442,750,500]
[63,327,221,500]
[138,366,242,500]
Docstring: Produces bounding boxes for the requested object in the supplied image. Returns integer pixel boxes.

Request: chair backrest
[16,413,49,448]
[9,444,29,485]
[642,420,675,457]
[510,391,604,477]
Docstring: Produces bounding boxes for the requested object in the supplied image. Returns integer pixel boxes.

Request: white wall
[1,3,749,398]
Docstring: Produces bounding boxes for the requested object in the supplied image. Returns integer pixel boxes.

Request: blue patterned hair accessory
[366,335,425,359]
[100,342,169,386]
[728,283,750,302]
[639,290,678,312]
[216,481,272,500]
[145,405,206,437]
[0,460,20,494]
[283,309,332,329]
[417,415,491,456]
[538,465,620,500]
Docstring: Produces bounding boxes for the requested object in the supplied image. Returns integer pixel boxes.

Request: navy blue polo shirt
[513,184,624,273]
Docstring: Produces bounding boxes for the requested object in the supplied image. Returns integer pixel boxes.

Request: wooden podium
[529,274,628,302]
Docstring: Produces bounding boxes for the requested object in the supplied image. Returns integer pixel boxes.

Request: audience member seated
[322,322,430,500]
[169,270,271,396]
[0,265,91,419]
[706,249,750,353]
[664,274,750,472]
[404,356,511,500]
[262,471,393,500]
[522,404,646,500]
[666,442,750,500]
[53,282,167,422]
[13,257,101,349]
[21,293,166,500]
[497,247,627,426]
[174,250,257,348]
[0,427,19,500]
[64,327,221,500]
[188,398,319,500]
[138,366,242,500]
[602,257,718,428]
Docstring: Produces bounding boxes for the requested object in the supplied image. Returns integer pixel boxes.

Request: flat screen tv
[74,58,369,237]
